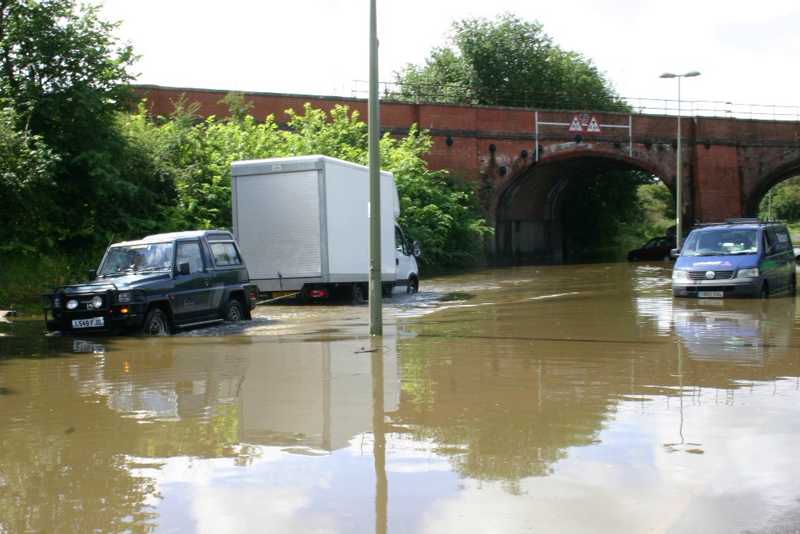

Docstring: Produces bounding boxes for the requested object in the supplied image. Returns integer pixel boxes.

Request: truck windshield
[681,229,758,256]
[99,242,174,276]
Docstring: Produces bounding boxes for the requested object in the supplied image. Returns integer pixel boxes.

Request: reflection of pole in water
[371,342,387,534]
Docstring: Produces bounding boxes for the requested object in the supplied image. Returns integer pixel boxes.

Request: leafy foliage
[127,101,492,268]
[393,13,627,111]
[759,176,800,221]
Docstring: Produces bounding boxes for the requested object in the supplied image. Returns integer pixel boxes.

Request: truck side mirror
[178,262,191,275]
[412,240,422,258]
[670,248,680,259]
[87,269,97,281]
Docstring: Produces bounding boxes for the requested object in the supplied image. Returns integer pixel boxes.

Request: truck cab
[43,230,258,335]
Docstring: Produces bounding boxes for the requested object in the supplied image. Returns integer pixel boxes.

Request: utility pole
[368,0,383,336]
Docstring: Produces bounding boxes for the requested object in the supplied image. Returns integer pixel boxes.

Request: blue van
[672,220,796,298]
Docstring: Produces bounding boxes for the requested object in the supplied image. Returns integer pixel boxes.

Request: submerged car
[43,230,258,335]
[672,220,796,298]
[627,236,675,261]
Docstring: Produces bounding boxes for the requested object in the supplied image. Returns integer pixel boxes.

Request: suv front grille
[688,270,734,281]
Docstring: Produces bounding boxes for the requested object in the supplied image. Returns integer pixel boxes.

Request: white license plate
[697,291,724,298]
[71,317,105,329]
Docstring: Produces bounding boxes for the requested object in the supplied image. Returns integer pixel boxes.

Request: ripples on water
[2,262,800,533]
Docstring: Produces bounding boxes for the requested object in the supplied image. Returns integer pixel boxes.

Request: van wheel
[223,298,244,322]
[141,308,171,336]
[760,282,770,299]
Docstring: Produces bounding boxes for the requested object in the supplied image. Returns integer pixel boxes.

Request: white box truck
[231,155,420,301]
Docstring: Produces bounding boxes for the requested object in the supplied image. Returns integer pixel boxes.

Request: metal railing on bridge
[351,80,800,122]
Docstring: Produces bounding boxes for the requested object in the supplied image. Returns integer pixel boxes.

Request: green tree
[0,104,58,252]
[0,0,138,250]
[759,177,800,221]
[393,13,627,111]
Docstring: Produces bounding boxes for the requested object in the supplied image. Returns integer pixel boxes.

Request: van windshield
[99,242,174,276]
[681,229,758,256]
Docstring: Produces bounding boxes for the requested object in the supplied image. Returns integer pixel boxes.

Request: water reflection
[2,264,800,532]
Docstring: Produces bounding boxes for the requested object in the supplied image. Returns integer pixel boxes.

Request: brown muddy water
[2,262,800,533]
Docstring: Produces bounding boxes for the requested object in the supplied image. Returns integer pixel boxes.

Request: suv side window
[176,241,205,273]
[210,242,242,267]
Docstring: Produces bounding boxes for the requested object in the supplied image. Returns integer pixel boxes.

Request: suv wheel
[142,308,171,336]
[223,298,244,322]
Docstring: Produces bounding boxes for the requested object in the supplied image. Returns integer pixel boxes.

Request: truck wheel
[141,308,171,336]
[382,283,393,298]
[223,298,244,322]
[352,284,366,305]
[406,277,419,294]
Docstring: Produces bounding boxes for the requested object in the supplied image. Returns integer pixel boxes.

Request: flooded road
[2,262,800,533]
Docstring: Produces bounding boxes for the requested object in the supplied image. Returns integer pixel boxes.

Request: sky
[97,0,800,111]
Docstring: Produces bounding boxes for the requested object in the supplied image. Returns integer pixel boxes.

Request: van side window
[395,226,411,255]
[774,228,791,252]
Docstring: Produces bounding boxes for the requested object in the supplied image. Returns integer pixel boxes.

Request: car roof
[111,230,234,246]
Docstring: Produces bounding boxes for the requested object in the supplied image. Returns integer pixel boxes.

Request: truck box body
[231,155,399,293]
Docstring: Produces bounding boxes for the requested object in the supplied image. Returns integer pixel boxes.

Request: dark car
[627,236,675,261]
[43,230,258,335]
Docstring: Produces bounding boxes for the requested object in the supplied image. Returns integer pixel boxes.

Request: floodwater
[2,263,800,533]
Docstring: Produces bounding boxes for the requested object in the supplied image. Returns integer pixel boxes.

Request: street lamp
[660,71,701,248]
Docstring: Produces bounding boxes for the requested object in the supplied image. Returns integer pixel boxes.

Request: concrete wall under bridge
[134,85,800,263]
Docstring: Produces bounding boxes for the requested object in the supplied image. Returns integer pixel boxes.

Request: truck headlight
[91,296,103,309]
[67,299,78,310]
[117,292,132,303]
[737,268,759,278]
[672,270,690,281]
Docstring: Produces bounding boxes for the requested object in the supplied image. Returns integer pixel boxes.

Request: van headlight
[737,268,759,278]
[672,270,690,281]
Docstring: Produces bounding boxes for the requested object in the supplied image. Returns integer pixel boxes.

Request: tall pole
[676,76,683,248]
[661,71,699,248]
[368,0,383,335]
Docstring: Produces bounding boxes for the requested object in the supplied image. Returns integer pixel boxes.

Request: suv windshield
[99,242,174,276]
[681,228,758,257]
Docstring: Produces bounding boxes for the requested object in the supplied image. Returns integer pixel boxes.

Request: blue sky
[98,0,800,109]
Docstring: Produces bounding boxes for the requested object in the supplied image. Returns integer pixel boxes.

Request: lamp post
[660,71,700,248]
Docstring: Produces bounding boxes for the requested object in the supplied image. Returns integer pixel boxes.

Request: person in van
[672,220,796,298]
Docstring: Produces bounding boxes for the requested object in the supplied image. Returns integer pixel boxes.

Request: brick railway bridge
[136,85,800,262]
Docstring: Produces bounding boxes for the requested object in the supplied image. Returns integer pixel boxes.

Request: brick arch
[743,157,800,217]
[493,150,673,263]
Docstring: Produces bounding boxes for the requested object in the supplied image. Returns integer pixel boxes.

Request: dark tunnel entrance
[495,154,674,264]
